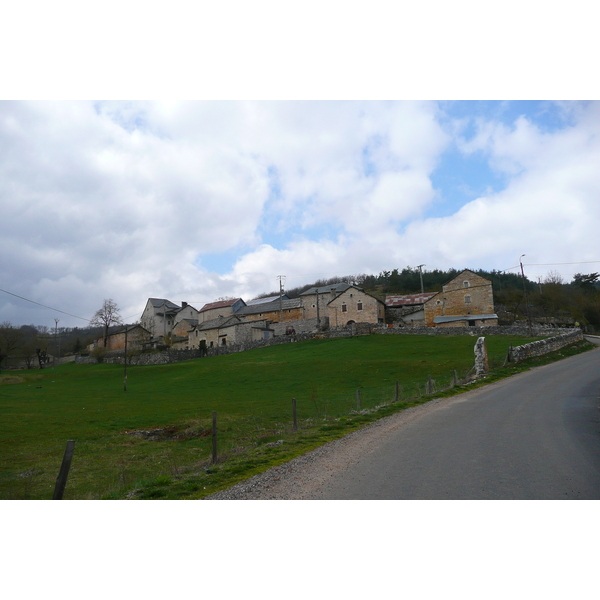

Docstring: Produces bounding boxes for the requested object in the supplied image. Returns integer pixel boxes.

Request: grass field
[0,333,588,500]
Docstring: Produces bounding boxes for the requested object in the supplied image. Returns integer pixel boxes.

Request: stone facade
[235,297,304,323]
[327,287,385,327]
[424,270,497,327]
[198,298,246,323]
[140,298,181,339]
[87,324,151,351]
[188,316,273,349]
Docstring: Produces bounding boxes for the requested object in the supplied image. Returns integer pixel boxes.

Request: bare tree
[90,299,123,348]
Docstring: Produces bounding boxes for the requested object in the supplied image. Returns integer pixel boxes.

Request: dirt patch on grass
[0,375,25,385]
[125,424,211,441]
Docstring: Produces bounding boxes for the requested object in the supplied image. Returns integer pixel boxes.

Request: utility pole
[416,264,426,294]
[277,275,286,322]
[54,318,60,367]
[519,255,533,336]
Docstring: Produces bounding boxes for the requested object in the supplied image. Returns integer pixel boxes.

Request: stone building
[424,270,498,327]
[235,297,304,323]
[140,298,181,339]
[187,316,273,349]
[198,298,246,322]
[87,324,151,351]
[300,283,385,327]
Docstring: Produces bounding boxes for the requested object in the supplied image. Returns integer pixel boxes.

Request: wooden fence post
[453,369,458,387]
[356,389,361,411]
[52,440,75,500]
[211,411,217,465]
[395,380,399,402]
[292,398,297,431]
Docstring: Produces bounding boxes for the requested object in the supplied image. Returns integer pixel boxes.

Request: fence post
[52,440,75,500]
[426,374,433,395]
[211,411,217,465]
[395,380,399,402]
[453,369,458,386]
[356,389,361,411]
[292,398,298,431]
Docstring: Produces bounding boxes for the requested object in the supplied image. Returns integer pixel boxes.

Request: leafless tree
[90,299,123,348]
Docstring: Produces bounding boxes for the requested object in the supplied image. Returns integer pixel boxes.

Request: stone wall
[373,324,563,337]
[507,329,584,363]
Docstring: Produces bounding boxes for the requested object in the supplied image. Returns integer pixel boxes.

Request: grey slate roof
[235,297,303,316]
[246,295,289,306]
[300,283,358,296]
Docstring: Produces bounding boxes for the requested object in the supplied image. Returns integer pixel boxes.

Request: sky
[1,99,599,328]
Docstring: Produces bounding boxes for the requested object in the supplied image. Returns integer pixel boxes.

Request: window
[465,295,471,304]
[463,281,470,288]
[357,302,363,311]
[341,304,347,312]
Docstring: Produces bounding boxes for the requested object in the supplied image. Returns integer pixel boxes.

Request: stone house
[198,298,246,322]
[424,270,498,327]
[187,316,273,349]
[326,286,386,327]
[300,283,385,327]
[235,297,304,323]
[140,298,182,340]
[87,324,151,351]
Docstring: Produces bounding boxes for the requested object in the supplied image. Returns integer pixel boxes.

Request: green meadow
[0,333,586,500]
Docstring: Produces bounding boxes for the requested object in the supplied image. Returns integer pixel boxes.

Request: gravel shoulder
[205,391,483,500]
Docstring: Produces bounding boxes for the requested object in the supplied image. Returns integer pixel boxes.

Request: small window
[341,304,347,313]
[463,281,470,288]
[357,302,363,311]
[436,300,441,305]
[465,295,471,304]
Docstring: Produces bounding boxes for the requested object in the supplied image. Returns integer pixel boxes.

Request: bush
[90,346,107,363]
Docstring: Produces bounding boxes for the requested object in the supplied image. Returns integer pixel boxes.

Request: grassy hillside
[0,333,576,500]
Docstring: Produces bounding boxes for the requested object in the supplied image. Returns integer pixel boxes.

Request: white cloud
[1,100,598,326]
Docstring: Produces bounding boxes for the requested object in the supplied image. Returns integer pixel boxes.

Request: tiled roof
[199,298,244,313]
[385,292,438,307]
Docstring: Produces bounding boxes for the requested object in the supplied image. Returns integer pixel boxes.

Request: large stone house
[198,298,246,322]
[300,283,385,327]
[140,298,200,343]
[424,270,498,327]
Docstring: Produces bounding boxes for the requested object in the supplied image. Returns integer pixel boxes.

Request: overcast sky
[1,99,599,327]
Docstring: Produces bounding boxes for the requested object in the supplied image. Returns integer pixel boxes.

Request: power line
[0,287,91,322]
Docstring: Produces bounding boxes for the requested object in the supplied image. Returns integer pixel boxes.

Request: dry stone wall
[507,330,583,363]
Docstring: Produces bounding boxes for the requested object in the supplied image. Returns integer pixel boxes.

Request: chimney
[182,302,188,309]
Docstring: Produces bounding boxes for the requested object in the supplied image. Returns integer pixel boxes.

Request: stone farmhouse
[423,270,498,327]
[140,299,200,340]
[87,324,151,351]
[300,283,385,327]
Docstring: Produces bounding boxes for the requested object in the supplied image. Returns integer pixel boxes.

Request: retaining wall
[507,329,584,363]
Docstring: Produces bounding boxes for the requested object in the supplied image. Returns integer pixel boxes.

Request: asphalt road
[307,338,600,499]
